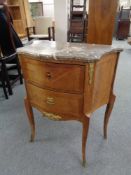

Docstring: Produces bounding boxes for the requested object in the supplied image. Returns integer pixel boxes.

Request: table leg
[82,115,90,167]
[104,94,116,139]
[24,97,35,142]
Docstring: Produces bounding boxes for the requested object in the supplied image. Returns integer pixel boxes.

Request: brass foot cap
[82,160,87,167]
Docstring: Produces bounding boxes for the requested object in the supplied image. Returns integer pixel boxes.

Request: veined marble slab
[17,40,122,63]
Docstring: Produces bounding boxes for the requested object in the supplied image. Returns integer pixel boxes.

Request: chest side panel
[91,53,118,111]
[84,53,118,114]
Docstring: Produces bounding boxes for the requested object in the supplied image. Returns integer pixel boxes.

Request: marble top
[17,40,122,63]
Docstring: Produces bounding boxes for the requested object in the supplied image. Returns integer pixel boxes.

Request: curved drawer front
[27,83,83,118]
[20,56,84,93]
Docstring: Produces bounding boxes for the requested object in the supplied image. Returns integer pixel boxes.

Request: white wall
[120,0,131,7]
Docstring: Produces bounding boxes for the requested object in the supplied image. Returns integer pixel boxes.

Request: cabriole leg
[104,94,116,139]
[24,97,35,142]
[82,115,90,167]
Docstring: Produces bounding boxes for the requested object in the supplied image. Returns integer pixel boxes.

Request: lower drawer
[27,83,83,118]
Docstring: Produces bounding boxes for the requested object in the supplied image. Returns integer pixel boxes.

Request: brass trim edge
[89,63,95,85]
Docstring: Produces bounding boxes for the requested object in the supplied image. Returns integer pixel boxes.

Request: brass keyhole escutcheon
[46,72,52,79]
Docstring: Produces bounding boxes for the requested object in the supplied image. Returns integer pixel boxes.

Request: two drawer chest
[17,40,122,166]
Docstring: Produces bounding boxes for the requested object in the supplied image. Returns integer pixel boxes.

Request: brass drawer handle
[46,97,55,105]
[46,72,52,79]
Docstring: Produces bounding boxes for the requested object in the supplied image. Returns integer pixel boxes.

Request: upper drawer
[20,56,85,93]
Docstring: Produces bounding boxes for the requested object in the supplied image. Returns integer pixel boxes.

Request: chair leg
[1,78,8,99]
[16,56,23,84]
[2,63,13,95]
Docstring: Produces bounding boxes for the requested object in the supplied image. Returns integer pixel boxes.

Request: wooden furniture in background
[116,6,131,40]
[26,17,55,41]
[88,0,119,44]
[7,0,33,38]
[27,26,55,41]
[0,61,8,99]
[18,41,122,166]
[68,0,87,42]
[0,53,23,99]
